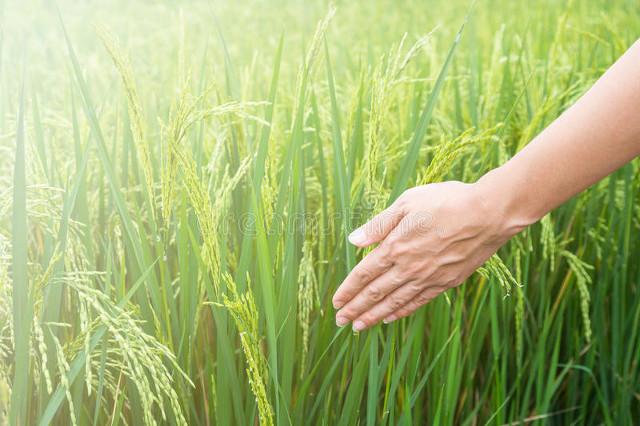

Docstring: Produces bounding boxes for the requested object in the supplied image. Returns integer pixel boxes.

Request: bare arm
[332,39,640,331]
[479,39,640,229]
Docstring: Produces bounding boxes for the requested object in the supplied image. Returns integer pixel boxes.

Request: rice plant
[1,0,639,424]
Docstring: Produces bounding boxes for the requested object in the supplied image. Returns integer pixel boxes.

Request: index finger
[332,245,393,309]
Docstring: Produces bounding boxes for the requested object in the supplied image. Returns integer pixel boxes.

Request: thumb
[348,201,406,247]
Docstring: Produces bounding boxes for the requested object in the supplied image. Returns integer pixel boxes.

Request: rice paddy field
[1,0,640,424]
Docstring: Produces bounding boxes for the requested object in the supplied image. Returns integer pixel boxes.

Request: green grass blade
[9,63,31,426]
[324,38,354,269]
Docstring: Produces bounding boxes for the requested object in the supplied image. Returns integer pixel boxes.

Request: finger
[348,279,424,331]
[384,210,433,245]
[335,268,410,326]
[382,286,444,324]
[348,199,406,247]
[332,246,393,310]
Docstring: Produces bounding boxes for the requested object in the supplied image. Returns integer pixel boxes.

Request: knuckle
[390,273,406,287]
[413,210,434,232]
[377,254,393,270]
[355,266,371,282]
[366,285,384,302]
[381,209,401,228]
[389,294,404,310]
[339,307,354,319]
[378,238,393,255]
[415,292,432,304]
[404,264,423,279]
[364,220,382,238]
[407,281,424,293]
[381,238,402,258]
[358,313,374,326]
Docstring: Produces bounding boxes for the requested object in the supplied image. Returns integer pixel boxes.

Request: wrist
[472,165,542,239]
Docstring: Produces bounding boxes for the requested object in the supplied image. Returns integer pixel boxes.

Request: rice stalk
[297,240,319,377]
[419,126,498,185]
[514,248,525,365]
[222,274,274,426]
[173,133,252,294]
[63,275,191,426]
[161,85,193,226]
[292,5,336,117]
[49,330,77,426]
[97,26,156,223]
[362,32,435,209]
[540,213,557,271]
[561,250,593,343]
[477,254,520,297]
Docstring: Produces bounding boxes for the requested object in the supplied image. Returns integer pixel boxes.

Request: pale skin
[333,39,640,332]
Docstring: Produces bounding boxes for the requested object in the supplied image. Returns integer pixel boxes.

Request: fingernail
[336,316,349,327]
[348,228,367,246]
[383,316,395,324]
[333,299,343,309]
[352,320,366,332]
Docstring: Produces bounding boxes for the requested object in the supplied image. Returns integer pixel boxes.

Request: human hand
[332,180,527,331]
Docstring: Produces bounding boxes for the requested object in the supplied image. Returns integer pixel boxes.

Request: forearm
[477,39,640,232]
